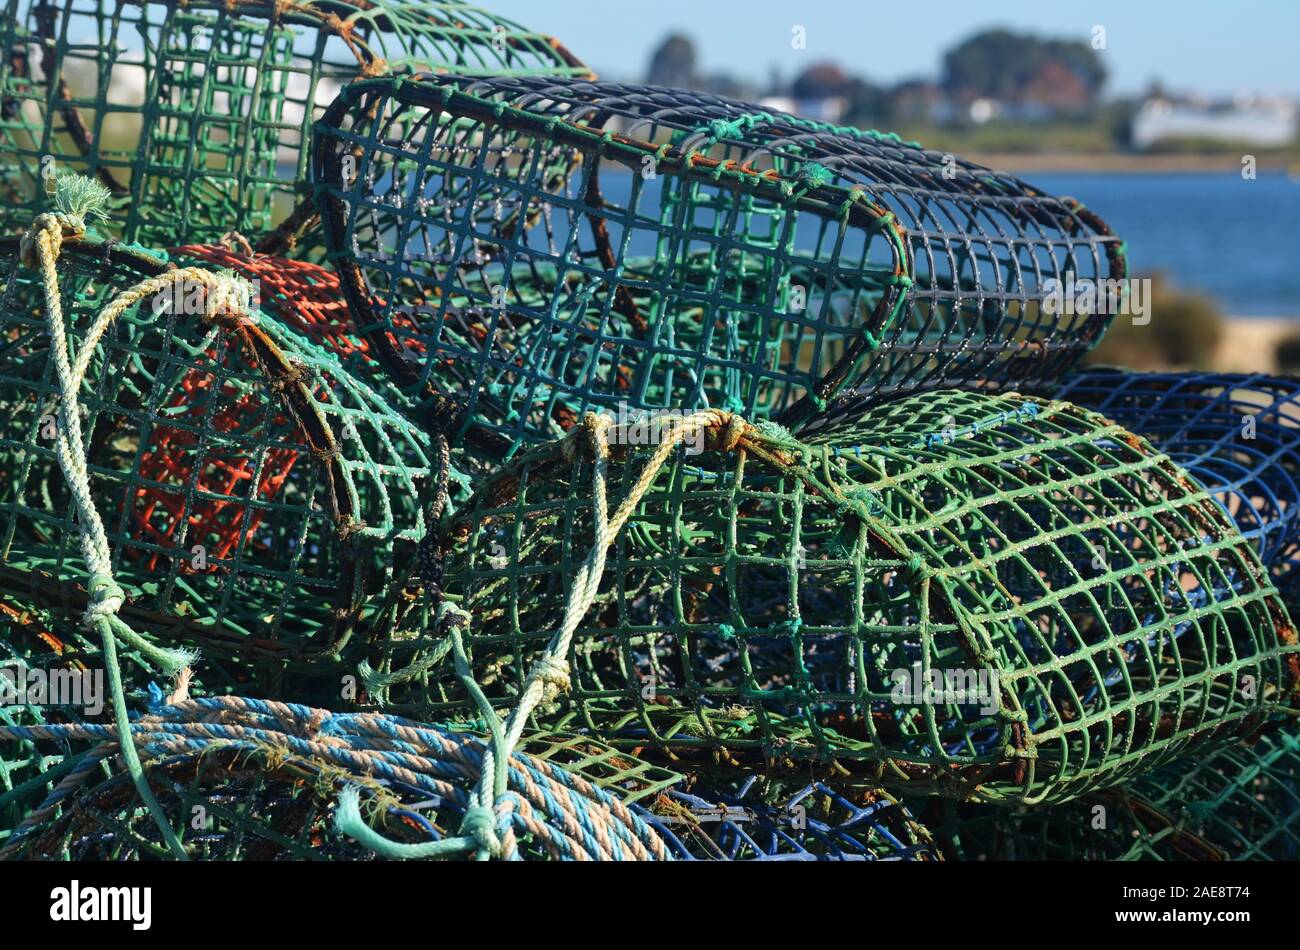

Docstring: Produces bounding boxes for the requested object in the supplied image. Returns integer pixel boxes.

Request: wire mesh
[0,0,591,250]
[0,235,431,673]
[1053,368,1300,602]
[313,74,1124,463]
[373,390,1299,804]
[641,776,941,860]
[928,726,1300,860]
[172,242,377,371]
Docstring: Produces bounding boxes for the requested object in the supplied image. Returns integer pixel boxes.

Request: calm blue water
[1014,171,1300,317]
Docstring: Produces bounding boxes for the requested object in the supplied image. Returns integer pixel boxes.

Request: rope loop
[82,573,126,629]
[460,804,503,858]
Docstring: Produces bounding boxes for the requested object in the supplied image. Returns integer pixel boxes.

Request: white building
[1132,95,1298,148]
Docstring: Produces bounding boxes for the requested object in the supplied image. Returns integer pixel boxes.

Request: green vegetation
[1275,333,1300,374]
[1086,274,1224,369]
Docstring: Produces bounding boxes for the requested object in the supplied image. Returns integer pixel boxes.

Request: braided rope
[0,694,671,861]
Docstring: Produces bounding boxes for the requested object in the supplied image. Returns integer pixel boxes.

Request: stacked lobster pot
[0,3,1294,862]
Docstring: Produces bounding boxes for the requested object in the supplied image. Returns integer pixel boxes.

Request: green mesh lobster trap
[313,74,1124,463]
[930,726,1300,860]
[370,391,1299,804]
[0,598,100,838]
[0,219,431,678]
[0,0,591,250]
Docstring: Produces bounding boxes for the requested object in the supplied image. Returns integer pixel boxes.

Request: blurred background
[491,0,1300,373]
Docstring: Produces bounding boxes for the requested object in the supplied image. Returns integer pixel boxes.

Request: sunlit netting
[313,74,1123,463]
[642,776,940,860]
[374,391,1299,803]
[0,231,431,673]
[0,695,672,860]
[1053,369,1300,601]
[0,0,591,250]
[928,726,1300,860]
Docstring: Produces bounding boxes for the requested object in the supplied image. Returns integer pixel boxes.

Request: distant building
[886,80,954,124]
[1132,95,1298,148]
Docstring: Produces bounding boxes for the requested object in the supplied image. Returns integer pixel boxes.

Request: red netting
[173,243,371,364]
[132,368,301,573]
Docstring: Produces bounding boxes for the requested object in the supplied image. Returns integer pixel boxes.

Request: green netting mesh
[313,75,1123,463]
[369,391,1299,804]
[0,0,591,250]
[0,602,101,837]
[929,726,1300,860]
[0,230,430,675]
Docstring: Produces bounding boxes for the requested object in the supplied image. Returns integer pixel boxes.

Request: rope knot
[19,213,83,269]
[535,655,571,703]
[582,410,612,460]
[460,804,503,857]
[699,411,751,454]
[83,572,126,629]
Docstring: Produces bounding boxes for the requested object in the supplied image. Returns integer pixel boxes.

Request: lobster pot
[384,390,1298,804]
[932,727,1300,860]
[0,698,673,860]
[641,777,940,861]
[1053,369,1300,601]
[0,237,430,673]
[0,1,590,249]
[312,74,1124,462]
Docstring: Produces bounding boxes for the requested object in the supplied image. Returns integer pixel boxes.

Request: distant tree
[647,33,697,90]
[791,62,853,100]
[941,29,1106,107]
[1276,333,1300,374]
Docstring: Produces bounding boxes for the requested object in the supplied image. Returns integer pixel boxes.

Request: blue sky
[489,0,1300,97]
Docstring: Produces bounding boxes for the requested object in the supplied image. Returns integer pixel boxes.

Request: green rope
[688,111,922,150]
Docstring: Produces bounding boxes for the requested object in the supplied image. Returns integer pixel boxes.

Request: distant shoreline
[1212,317,1295,373]
[967,153,1300,174]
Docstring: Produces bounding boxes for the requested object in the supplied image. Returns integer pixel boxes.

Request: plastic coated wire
[312,74,1124,464]
[929,725,1300,861]
[640,775,941,860]
[0,222,431,674]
